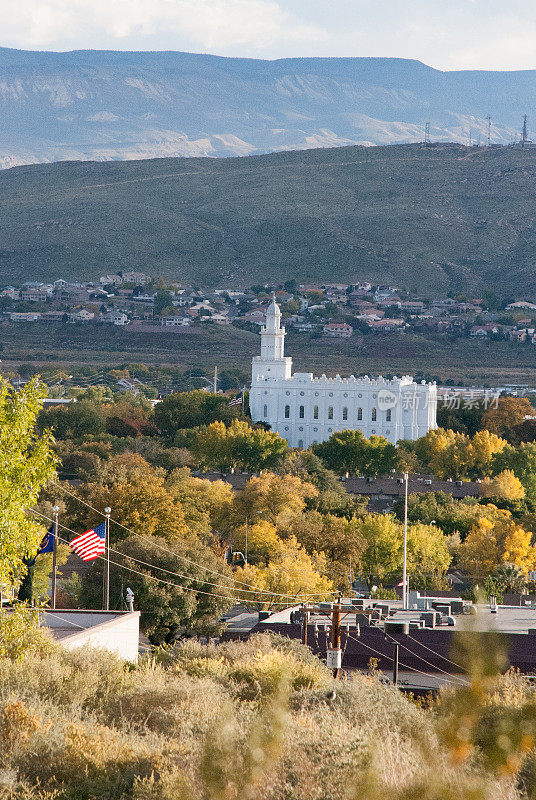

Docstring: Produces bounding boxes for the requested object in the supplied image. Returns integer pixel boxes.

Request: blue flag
[37,527,54,555]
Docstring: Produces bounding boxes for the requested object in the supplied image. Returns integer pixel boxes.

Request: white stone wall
[250,299,437,447]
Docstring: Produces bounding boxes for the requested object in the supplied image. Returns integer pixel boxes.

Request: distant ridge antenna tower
[486,115,492,146]
[522,115,529,147]
[424,121,431,144]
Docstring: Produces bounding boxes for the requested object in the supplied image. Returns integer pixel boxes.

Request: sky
[2,0,536,71]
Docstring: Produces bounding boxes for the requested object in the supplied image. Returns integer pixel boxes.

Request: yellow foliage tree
[231,520,281,566]
[469,430,507,477]
[480,470,525,501]
[232,473,317,527]
[238,536,333,608]
[458,514,536,577]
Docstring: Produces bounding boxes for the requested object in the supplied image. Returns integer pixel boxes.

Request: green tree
[80,535,235,644]
[154,390,240,436]
[0,378,57,589]
[38,400,106,440]
[492,442,536,501]
[314,430,396,477]
[154,290,174,316]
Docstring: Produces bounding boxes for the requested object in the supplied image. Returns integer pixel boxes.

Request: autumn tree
[237,536,333,608]
[64,453,190,543]
[165,467,233,540]
[0,378,57,589]
[231,520,281,566]
[480,470,525,501]
[232,473,317,528]
[492,442,536,500]
[191,419,287,474]
[481,396,535,441]
[458,514,536,578]
[356,514,450,588]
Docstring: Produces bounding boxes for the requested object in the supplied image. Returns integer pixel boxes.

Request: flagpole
[104,507,111,610]
[52,505,59,610]
[403,471,408,611]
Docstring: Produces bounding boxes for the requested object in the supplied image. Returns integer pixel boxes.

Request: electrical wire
[381,628,466,685]
[404,631,466,672]
[343,630,464,687]
[29,509,306,606]
[51,481,338,600]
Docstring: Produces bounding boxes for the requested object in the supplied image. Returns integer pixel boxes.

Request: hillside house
[322,322,353,338]
[161,315,190,327]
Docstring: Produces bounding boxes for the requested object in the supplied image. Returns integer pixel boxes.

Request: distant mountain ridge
[0,48,535,167]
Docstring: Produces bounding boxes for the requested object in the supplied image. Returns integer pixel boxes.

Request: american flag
[228,393,242,407]
[70,522,106,561]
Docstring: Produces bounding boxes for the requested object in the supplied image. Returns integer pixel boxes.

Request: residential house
[367,318,405,332]
[9,312,41,321]
[20,288,52,303]
[69,309,95,323]
[161,316,191,327]
[100,274,122,285]
[470,323,501,337]
[399,300,424,314]
[103,311,128,326]
[120,272,150,285]
[322,322,353,338]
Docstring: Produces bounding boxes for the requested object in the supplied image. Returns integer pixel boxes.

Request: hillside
[2,142,536,296]
[0,48,533,168]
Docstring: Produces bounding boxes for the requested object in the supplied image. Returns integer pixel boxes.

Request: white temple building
[249,297,437,448]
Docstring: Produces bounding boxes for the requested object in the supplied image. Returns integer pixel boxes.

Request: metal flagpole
[52,505,59,610]
[403,472,408,610]
[104,507,111,610]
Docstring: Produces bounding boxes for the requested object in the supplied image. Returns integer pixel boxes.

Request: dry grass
[0,632,532,799]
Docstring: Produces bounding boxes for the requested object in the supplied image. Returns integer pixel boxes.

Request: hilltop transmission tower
[424,121,431,144]
[486,115,492,146]
[522,115,529,147]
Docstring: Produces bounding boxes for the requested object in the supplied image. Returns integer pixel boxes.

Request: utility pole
[103,507,111,610]
[51,505,59,610]
[213,366,218,394]
[244,516,248,565]
[301,605,309,646]
[486,115,492,146]
[329,594,342,679]
[403,471,409,610]
[392,640,400,686]
[522,115,529,148]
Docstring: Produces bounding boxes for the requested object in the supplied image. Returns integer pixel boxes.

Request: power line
[344,630,463,687]
[52,481,337,600]
[382,628,466,684]
[30,508,309,604]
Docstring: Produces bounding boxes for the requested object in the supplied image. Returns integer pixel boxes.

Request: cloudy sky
[2,0,536,71]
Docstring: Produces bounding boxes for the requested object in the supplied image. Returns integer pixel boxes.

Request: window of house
[372,408,377,421]
[328,406,334,419]
[343,406,348,421]
[313,405,319,419]
[357,407,362,420]
[263,404,268,418]
[298,439,304,448]
[284,405,290,419]
[299,405,305,419]
[386,408,392,422]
